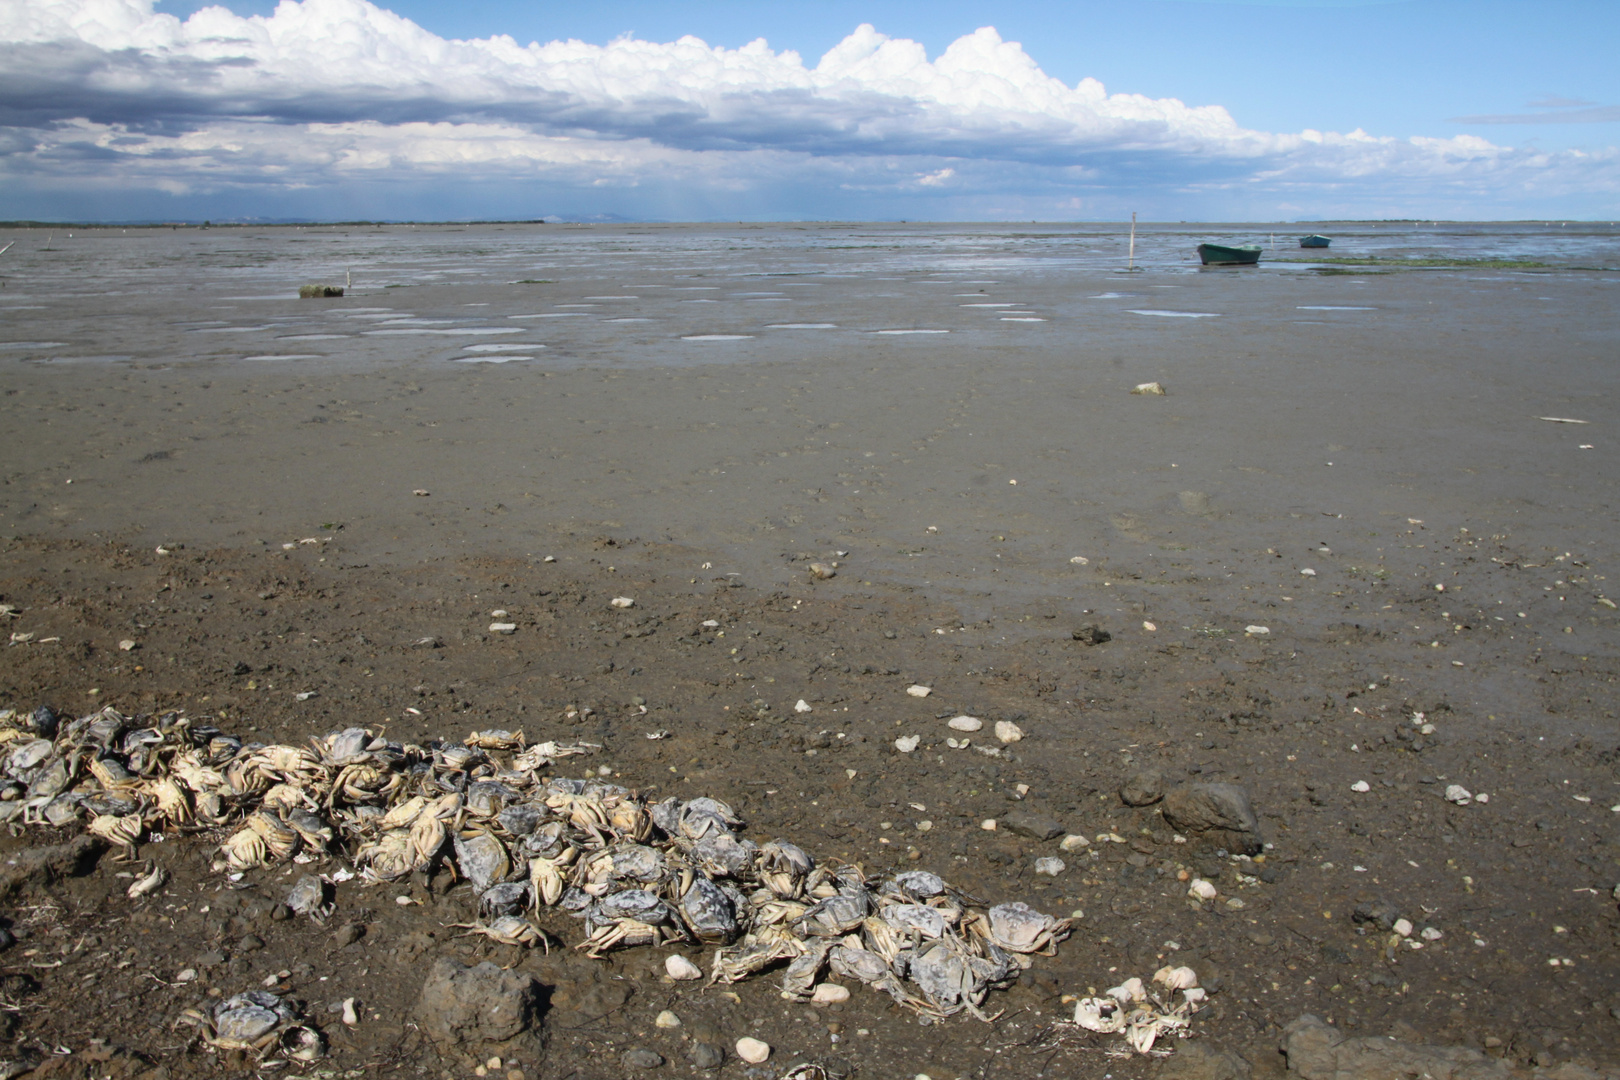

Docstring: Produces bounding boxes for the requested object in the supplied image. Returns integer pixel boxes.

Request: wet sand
[1,224,1618,1078]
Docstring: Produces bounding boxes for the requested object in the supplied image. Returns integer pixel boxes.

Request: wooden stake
[1129,212,1137,270]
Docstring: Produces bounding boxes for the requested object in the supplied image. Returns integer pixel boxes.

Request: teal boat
[1299,235,1332,249]
[1196,243,1262,266]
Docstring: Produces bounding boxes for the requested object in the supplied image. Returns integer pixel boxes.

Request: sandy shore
[0,224,1617,1078]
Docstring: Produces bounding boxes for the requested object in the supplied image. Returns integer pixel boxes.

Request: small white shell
[736,1037,771,1064]
[1106,977,1145,1002]
[994,720,1024,743]
[1153,965,1198,991]
[947,716,983,732]
[1074,997,1125,1032]
[665,955,703,980]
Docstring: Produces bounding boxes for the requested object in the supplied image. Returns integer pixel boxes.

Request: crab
[178,991,298,1054]
[973,902,1071,956]
[451,915,553,951]
[577,917,674,957]
[87,811,144,860]
[757,840,814,898]
[827,943,938,1016]
[677,875,739,944]
[314,727,379,766]
[710,926,808,984]
[245,810,301,860]
[907,936,1010,1022]
[529,852,575,907]
[452,829,512,891]
[218,826,269,872]
[465,729,526,751]
[795,890,870,937]
[512,740,600,772]
[355,828,415,882]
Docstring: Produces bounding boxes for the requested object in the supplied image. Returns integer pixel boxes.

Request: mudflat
[0,222,1618,1078]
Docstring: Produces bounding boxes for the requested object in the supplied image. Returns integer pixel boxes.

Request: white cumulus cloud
[0,0,1615,218]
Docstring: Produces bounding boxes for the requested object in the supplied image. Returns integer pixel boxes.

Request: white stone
[1059,834,1091,852]
[736,1037,770,1064]
[1445,784,1473,805]
[610,596,635,608]
[1475,792,1489,803]
[1351,780,1371,792]
[1188,879,1218,901]
[1421,927,1443,941]
[665,955,703,980]
[894,735,920,753]
[994,720,1024,743]
[488,622,517,634]
[1245,625,1270,636]
[1034,857,1065,876]
[906,685,932,698]
[811,983,851,1005]
[795,699,812,713]
[947,716,982,732]
[1069,556,1089,565]
[1393,918,1414,938]
[1300,568,1317,577]
[980,819,997,831]
[1132,382,1166,395]
[655,1010,681,1029]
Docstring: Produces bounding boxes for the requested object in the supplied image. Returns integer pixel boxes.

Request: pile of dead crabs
[0,704,1202,1045]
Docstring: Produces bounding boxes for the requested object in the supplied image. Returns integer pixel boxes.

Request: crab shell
[678,876,738,943]
[758,840,814,899]
[453,830,512,891]
[220,827,269,871]
[1074,997,1126,1033]
[465,729,526,751]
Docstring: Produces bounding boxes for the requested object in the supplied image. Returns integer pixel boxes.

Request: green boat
[1197,243,1262,266]
[1299,235,1332,249]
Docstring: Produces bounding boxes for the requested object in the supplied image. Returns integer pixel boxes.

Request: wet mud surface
[0,223,1617,1078]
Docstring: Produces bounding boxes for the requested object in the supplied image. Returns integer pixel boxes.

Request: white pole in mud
[1129,212,1136,271]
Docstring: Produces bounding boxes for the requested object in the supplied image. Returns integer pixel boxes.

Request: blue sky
[3,0,1617,221]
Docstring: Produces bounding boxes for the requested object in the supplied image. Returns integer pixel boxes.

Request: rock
[1350,899,1402,932]
[333,922,364,947]
[906,685,931,698]
[621,1048,663,1069]
[688,1043,725,1069]
[808,563,836,580]
[1072,625,1111,645]
[414,958,545,1055]
[994,720,1024,743]
[894,736,920,753]
[1159,1040,1252,1080]
[654,1010,680,1029]
[1059,834,1091,852]
[947,716,983,732]
[1119,768,1165,807]
[0,835,105,900]
[611,597,635,609]
[298,284,344,298]
[1034,857,1065,876]
[1161,783,1263,855]
[1002,810,1064,841]
[735,1038,770,1065]
[664,955,702,981]
[1132,382,1166,395]
[811,983,851,1005]
[1281,1013,1521,1080]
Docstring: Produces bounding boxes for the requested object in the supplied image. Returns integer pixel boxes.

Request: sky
[1,0,1617,222]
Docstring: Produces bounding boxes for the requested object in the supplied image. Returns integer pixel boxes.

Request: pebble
[1059,834,1091,852]
[947,715,983,732]
[906,685,932,698]
[795,699,812,713]
[1421,927,1443,941]
[655,1010,681,1029]
[1034,857,1066,876]
[665,955,703,981]
[488,622,517,635]
[689,1043,725,1069]
[994,720,1024,743]
[1131,382,1166,395]
[1188,879,1218,900]
[980,819,997,831]
[1393,918,1414,938]
[735,1037,771,1064]
[1300,568,1316,577]
[808,563,837,580]
[1244,625,1270,636]
[1351,780,1371,793]
[895,735,920,753]
[812,983,851,1005]
[1445,784,1473,805]
[621,1048,663,1069]
[610,597,635,608]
